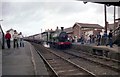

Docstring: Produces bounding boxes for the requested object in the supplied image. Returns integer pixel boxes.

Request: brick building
[41,23,104,42]
[73,22,104,39]
[64,27,73,37]
[108,22,119,30]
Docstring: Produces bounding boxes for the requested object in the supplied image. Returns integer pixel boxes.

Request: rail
[50,48,119,75]
[32,43,96,76]
[62,49,120,72]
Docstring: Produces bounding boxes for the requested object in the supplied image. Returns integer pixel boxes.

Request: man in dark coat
[108,30,113,48]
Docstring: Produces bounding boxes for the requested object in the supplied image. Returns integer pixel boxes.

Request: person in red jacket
[5,31,11,48]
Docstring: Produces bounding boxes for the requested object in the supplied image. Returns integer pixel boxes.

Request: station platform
[93,45,119,53]
[2,41,48,76]
[72,43,120,61]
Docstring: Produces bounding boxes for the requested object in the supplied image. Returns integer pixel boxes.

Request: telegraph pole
[114,6,116,36]
[0,19,4,49]
[104,4,107,33]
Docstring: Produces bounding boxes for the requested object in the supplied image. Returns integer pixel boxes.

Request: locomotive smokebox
[61,27,64,31]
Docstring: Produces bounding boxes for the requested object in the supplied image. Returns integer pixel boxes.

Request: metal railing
[112,25,120,46]
[114,26,120,36]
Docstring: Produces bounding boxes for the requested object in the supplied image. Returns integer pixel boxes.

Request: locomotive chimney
[61,27,64,31]
[56,26,59,31]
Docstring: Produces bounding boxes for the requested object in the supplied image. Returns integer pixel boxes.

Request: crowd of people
[72,30,113,48]
[5,30,24,49]
[4,29,114,49]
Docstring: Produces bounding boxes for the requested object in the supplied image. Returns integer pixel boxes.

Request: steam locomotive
[49,27,72,49]
[25,27,72,49]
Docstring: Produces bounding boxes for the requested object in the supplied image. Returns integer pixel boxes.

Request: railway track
[50,48,119,76]
[63,49,120,72]
[31,43,119,76]
[32,43,96,77]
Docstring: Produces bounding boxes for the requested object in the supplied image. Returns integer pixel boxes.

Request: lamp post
[104,4,107,34]
[0,19,3,21]
[0,19,4,49]
[114,6,116,36]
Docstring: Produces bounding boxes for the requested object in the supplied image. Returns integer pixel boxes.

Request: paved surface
[93,45,120,53]
[73,43,120,52]
[2,41,48,75]
[72,43,120,61]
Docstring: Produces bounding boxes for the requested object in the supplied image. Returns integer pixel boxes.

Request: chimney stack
[61,27,64,31]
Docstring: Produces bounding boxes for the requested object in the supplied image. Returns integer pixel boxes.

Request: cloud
[2,1,118,36]
[3,0,76,2]
[0,1,2,19]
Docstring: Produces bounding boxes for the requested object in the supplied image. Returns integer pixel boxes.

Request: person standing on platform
[13,30,19,48]
[18,32,24,47]
[81,34,84,44]
[97,32,101,46]
[108,30,113,48]
[103,31,108,46]
[5,31,11,49]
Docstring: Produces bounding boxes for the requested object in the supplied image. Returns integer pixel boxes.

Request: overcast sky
[1,0,119,36]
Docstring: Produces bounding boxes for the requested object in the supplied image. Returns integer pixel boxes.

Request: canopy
[78,0,120,6]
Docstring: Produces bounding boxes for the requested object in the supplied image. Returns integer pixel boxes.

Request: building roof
[115,18,120,20]
[108,22,119,30]
[41,30,55,35]
[41,27,73,35]
[7,28,14,32]
[73,22,104,29]
[64,27,73,33]
[95,2,120,7]
[108,24,114,30]
[33,33,40,36]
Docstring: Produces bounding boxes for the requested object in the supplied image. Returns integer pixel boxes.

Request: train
[49,27,72,49]
[25,27,72,49]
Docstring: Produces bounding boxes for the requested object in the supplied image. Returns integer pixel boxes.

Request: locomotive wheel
[58,45,64,49]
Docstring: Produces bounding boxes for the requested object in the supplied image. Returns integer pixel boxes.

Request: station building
[72,22,104,39]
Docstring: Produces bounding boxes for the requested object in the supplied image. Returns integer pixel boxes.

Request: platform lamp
[104,4,108,34]
[0,19,5,49]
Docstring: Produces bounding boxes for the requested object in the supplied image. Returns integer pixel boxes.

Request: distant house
[63,27,74,41]
[33,33,42,40]
[41,29,54,42]
[106,22,120,35]
[115,18,120,27]
[41,27,74,42]
[108,22,119,30]
[73,22,104,39]
[64,27,73,37]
